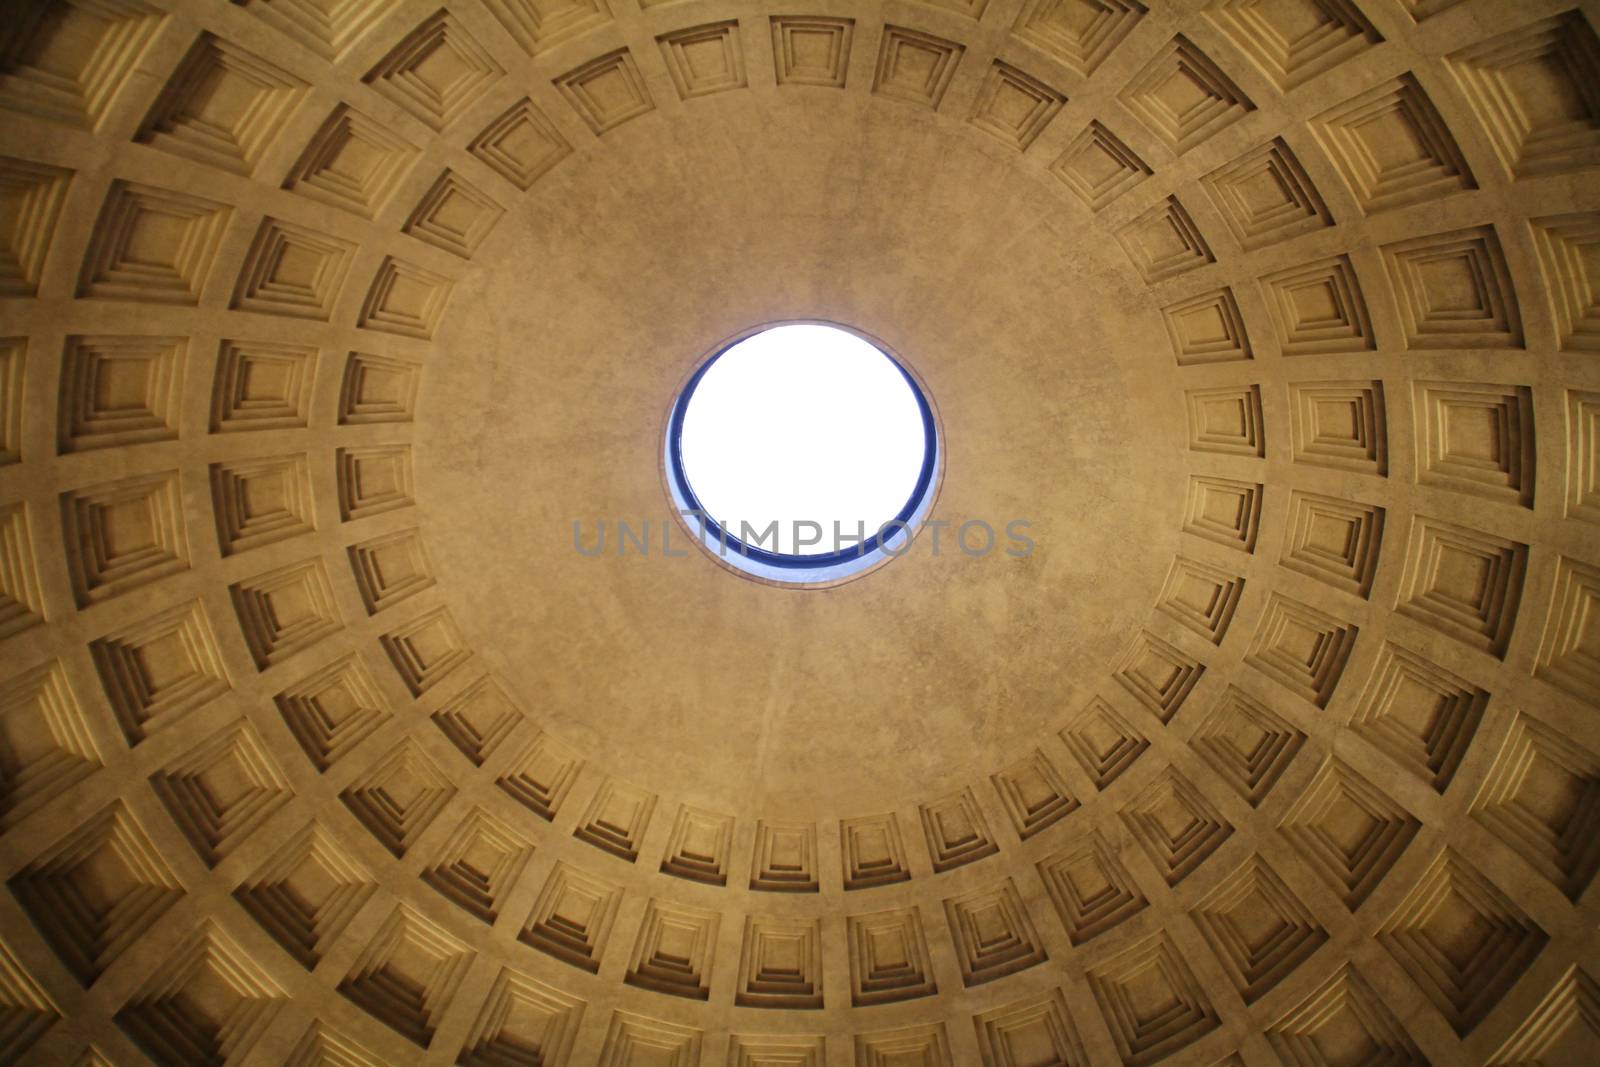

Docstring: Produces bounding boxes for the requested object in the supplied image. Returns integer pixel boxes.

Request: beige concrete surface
[0,0,1597,1063]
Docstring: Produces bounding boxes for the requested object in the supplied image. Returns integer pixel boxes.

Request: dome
[0,0,1597,1063]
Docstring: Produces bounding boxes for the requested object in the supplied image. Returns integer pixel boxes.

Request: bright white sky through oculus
[679,325,928,556]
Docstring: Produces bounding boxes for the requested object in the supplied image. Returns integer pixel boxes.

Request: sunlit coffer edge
[664,322,941,586]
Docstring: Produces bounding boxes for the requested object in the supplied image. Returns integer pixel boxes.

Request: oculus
[665,322,939,585]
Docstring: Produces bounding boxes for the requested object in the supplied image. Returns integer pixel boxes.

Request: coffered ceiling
[0,0,1597,1064]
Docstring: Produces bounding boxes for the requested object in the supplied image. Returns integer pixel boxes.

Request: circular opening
[666,323,938,581]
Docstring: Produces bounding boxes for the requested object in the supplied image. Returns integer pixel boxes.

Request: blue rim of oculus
[665,325,939,582]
